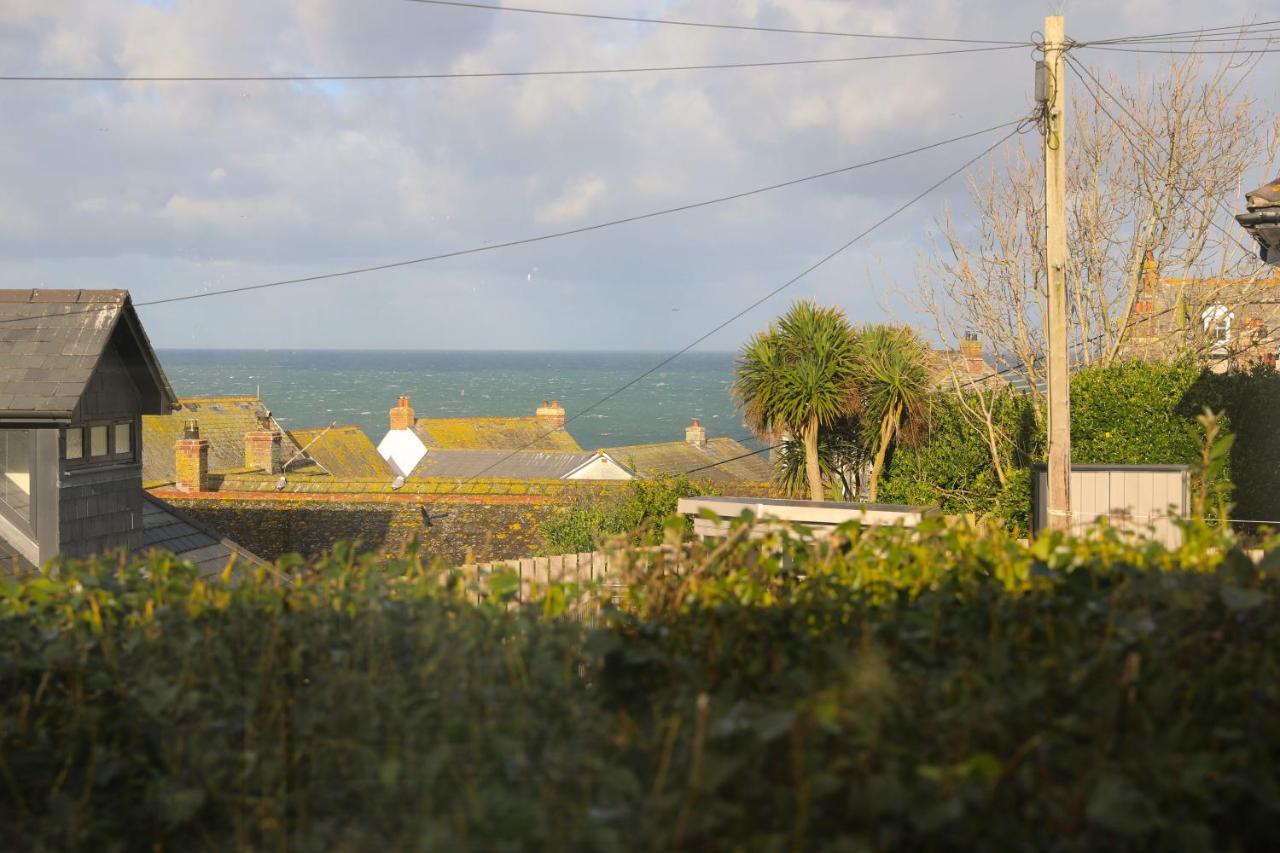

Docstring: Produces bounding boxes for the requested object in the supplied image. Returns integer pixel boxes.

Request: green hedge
[2,523,1279,849]
[879,359,1280,531]
[537,475,714,554]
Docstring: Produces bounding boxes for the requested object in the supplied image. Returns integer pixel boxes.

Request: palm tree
[853,324,932,502]
[733,302,859,502]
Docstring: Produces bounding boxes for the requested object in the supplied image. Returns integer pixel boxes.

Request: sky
[0,0,1276,350]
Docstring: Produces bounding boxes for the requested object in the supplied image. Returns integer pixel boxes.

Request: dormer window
[65,420,138,466]
[0,430,32,526]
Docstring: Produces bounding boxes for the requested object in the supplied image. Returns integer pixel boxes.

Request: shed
[1031,463,1189,547]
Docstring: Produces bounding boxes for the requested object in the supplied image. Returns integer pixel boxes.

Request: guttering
[0,411,73,427]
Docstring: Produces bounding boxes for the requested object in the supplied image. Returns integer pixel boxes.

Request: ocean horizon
[158,349,756,450]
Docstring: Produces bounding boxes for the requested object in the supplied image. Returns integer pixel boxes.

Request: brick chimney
[536,399,565,428]
[960,331,985,377]
[175,419,209,493]
[390,395,415,431]
[244,428,282,474]
[685,417,707,446]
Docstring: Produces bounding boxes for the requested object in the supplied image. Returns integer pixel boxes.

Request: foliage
[851,324,934,501]
[3,521,1280,849]
[734,301,860,501]
[774,417,866,499]
[538,475,710,554]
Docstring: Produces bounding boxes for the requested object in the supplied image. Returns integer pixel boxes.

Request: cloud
[0,0,1271,349]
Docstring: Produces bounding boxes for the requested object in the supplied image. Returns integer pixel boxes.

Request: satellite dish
[275,476,287,491]
[391,475,405,490]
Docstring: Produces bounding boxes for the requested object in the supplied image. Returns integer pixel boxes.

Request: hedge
[2,521,1279,849]
[879,359,1280,532]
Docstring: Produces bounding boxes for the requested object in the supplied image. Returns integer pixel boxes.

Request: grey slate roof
[140,495,264,578]
[410,449,606,480]
[0,289,175,422]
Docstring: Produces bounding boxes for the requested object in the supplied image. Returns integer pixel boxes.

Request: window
[114,423,132,457]
[90,425,109,457]
[65,427,83,460]
[0,430,32,524]
[1202,304,1234,345]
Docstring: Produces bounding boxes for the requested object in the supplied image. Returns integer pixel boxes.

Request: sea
[158,350,756,449]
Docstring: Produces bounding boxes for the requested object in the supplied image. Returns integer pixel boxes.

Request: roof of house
[605,436,774,483]
[287,425,392,479]
[412,417,583,452]
[140,495,264,578]
[0,289,175,423]
[143,396,300,483]
[409,449,621,481]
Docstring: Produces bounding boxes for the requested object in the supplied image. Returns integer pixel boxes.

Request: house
[0,289,258,573]
[1118,252,1280,371]
[376,396,581,477]
[604,418,774,484]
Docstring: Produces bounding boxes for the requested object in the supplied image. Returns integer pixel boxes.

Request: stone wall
[163,497,562,565]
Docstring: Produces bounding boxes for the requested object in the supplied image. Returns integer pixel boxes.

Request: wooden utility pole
[1043,15,1072,531]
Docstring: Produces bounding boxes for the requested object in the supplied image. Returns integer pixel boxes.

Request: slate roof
[605,437,774,483]
[140,495,264,578]
[0,536,35,575]
[410,449,610,481]
[412,417,583,452]
[287,425,393,479]
[0,289,175,422]
[143,396,301,483]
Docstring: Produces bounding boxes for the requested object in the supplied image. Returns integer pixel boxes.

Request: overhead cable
[406,121,1030,494]
[0,44,1024,83]
[401,0,1029,46]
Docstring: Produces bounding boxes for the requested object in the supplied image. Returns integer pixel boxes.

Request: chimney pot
[535,399,566,428]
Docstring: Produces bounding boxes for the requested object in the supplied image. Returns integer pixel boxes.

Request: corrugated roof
[410,449,602,480]
[287,425,392,479]
[605,437,774,483]
[412,417,583,452]
[143,396,301,482]
[0,289,175,422]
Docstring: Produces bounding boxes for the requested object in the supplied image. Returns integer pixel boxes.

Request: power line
[402,0,1029,46]
[1083,19,1280,45]
[126,118,1024,309]
[409,121,1028,498]
[0,45,1023,83]
[681,443,780,475]
[1079,45,1280,55]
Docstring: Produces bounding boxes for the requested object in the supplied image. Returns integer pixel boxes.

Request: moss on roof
[287,425,392,479]
[604,437,775,483]
[143,396,299,481]
[413,417,582,452]
[161,468,628,499]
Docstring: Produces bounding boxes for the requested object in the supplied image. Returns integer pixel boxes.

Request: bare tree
[917,51,1279,411]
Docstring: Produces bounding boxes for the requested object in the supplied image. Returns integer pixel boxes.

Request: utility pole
[1042,15,1072,531]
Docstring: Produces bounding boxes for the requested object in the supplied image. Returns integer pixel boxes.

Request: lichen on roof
[287,425,392,479]
[143,396,299,481]
[604,437,774,483]
[413,417,582,452]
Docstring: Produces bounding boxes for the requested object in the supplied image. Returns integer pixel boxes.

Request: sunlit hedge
[2,520,1279,849]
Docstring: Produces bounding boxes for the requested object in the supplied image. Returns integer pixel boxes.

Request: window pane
[90,425,109,457]
[114,422,132,456]
[0,430,32,523]
[66,427,83,460]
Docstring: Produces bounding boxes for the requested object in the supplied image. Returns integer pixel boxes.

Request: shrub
[537,475,713,554]
[2,524,1279,849]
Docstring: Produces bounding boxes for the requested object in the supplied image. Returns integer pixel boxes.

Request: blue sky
[0,0,1276,349]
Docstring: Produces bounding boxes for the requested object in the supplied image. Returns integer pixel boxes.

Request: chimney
[1142,249,1158,291]
[685,417,707,447]
[960,331,985,377]
[536,399,565,428]
[175,419,209,493]
[390,395,415,431]
[244,428,282,474]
